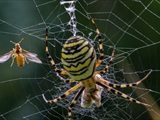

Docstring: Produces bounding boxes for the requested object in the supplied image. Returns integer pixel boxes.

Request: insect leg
[10,54,16,67]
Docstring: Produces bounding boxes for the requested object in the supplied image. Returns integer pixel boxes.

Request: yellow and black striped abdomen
[61,36,96,81]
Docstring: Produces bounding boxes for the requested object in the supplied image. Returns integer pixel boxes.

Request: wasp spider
[42,15,152,120]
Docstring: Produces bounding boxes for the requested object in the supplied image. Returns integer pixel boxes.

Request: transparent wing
[22,49,42,64]
[22,49,38,57]
[0,51,13,63]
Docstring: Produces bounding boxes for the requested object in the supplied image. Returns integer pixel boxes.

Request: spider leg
[96,49,115,75]
[96,70,152,88]
[56,73,75,83]
[68,87,85,120]
[42,83,82,104]
[46,28,68,75]
[88,15,104,68]
[89,15,115,74]
[96,82,151,107]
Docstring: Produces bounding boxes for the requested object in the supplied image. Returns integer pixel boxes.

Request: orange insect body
[14,42,25,67]
[16,54,25,67]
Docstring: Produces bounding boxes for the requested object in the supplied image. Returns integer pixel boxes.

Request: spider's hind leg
[88,15,104,68]
[45,28,68,75]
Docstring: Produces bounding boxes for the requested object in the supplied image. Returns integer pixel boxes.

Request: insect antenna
[10,38,24,44]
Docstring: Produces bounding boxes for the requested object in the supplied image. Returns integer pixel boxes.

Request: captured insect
[0,38,42,67]
[42,15,152,120]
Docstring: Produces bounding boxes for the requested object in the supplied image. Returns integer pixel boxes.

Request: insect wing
[0,51,13,63]
[22,49,42,63]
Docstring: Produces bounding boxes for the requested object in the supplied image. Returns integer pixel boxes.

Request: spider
[42,15,152,120]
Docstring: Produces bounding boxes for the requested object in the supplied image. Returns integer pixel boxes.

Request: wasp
[0,38,42,67]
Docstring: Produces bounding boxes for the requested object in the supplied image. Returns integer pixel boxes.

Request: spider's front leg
[97,81,151,107]
[42,83,83,120]
[42,83,82,104]
[68,87,85,120]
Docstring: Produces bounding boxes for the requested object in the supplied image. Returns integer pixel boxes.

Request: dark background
[0,0,159,120]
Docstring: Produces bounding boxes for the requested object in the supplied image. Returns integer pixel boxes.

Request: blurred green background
[0,0,159,120]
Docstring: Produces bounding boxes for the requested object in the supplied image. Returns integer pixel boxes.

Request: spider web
[0,0,160,120]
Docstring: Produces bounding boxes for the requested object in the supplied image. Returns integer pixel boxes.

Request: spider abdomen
[61,36,96,81]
